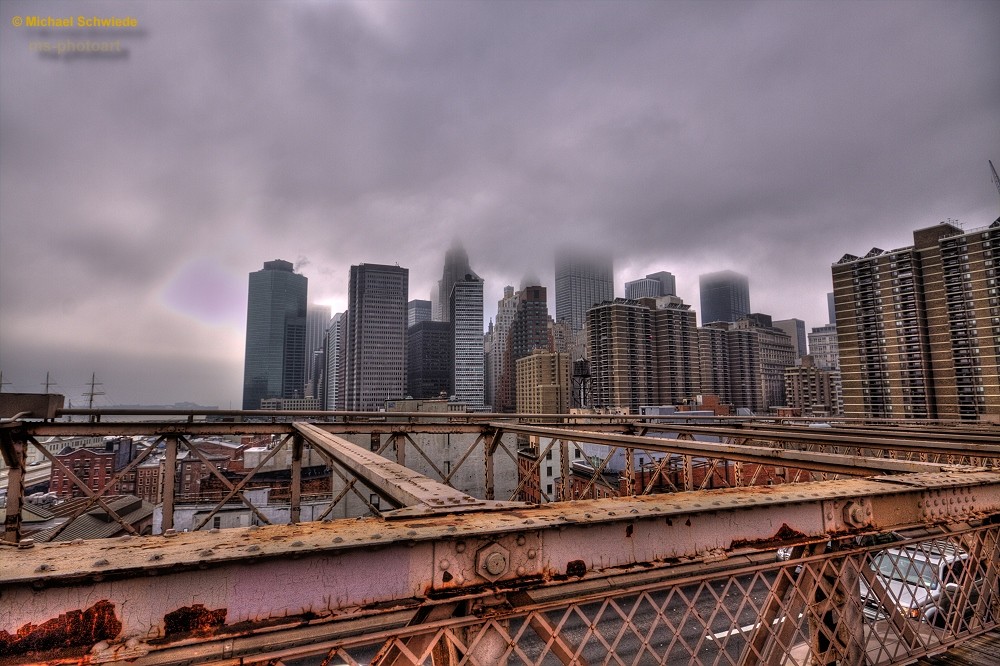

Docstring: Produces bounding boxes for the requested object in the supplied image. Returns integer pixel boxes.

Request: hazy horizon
[2,0,998,409]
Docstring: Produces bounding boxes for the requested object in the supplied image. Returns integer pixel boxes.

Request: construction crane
[991,159,1000,215]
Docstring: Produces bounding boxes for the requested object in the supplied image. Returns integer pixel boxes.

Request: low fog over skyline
[1,1,998,408]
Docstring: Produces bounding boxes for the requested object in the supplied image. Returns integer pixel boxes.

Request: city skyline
[1,1,997,408]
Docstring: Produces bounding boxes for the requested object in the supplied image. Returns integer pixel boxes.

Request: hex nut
[476,542,510,581]
[843,502,868,528]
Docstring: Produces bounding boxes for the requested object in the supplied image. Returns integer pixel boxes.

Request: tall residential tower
[833,221,1000,421]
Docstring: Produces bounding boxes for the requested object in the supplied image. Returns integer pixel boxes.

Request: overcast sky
[1,0,998,409]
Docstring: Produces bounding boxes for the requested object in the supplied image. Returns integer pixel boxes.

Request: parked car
[860,540,975,627]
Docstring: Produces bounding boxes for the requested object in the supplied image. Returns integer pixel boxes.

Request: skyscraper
[516,350,572,414]
[486,286,518,408]
[406,320,452,399]
[586,296,699,411]
[305,304,331,398]
[696,316,795,414]
[324,312,347,410]
[436,242,472,322]
[407,299,432,328]
[773,318,807,359]
[808,324,840,370]
[833,220,1000,421]
[624,271,676,300]
[734,315,797,410]
[587,299,656,412]
[650,296,700,406]
[242,260,308,410]
[555,250,615,333]
[346,263,408,411]
[497,285,551,412]
[699,270,750,325]
[450,273,485,407]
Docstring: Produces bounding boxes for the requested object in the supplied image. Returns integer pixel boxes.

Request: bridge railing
[5,408,1000,544]
[5,460,1000,665]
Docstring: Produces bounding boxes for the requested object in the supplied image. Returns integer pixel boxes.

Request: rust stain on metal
[731,523,808,549]
[163,605,227,637]
[0,599,121,658]
[625,523,634,538]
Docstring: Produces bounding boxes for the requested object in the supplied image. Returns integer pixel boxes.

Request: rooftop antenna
[0,371,10,392]
[990,160,1000,215]
[41,372,56,393]
[83,373,105,422]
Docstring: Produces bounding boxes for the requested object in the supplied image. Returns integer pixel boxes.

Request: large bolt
[476,542,511,581]
[843,502,868,527]
[485,551,507,576]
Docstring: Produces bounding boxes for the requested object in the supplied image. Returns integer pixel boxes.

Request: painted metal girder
[291,422,522,516]
[491,422,954,476]
[4,471,1000,665]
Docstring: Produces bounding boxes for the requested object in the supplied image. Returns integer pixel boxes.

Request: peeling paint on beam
[6,472,1000,661]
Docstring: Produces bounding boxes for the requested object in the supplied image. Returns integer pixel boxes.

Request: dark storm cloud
[1,0,998,406]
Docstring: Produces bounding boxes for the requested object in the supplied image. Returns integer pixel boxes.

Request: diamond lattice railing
[308,526,999,666]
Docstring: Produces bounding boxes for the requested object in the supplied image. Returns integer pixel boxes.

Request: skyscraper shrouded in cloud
[346,263,408,411]
[436,241,472,322]
[555,250,615,333]
[242,260,308,410]
[699,270,751,325]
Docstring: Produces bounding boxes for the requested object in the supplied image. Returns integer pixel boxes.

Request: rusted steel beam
[6,471,1000,664]
[161,436,178,532]
[642,423,1000,456]
[290,434,303,524]
[1,427,26,543]
[755,421,1000,444]
[292,423,518,516]
[493,423,951,476]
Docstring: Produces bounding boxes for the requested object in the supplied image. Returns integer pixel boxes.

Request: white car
[860,540,973,627]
